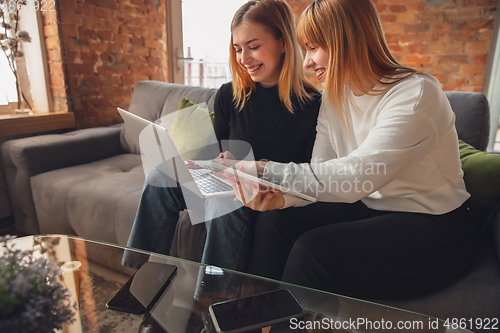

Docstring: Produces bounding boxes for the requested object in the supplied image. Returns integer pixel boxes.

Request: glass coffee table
[5,235,469,333]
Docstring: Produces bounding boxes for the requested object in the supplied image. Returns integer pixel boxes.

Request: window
[168,0,247,87]
[0,9,52,114]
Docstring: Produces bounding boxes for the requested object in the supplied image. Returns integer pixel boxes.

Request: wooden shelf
[0,111,75,137]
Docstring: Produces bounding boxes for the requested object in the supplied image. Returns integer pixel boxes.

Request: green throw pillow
[459,139,500,217]
[169,97,216,160]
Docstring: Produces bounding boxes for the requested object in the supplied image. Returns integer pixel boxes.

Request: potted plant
[0,236,76,333]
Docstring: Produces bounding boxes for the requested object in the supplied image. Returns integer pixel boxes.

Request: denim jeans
[123,168,259,271]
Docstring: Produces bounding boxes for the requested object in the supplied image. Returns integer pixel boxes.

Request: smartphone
[209,289,304,333]
[106,262,177,314]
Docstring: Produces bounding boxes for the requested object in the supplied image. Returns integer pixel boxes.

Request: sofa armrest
[2,125,123,177]
[1,125,123,234]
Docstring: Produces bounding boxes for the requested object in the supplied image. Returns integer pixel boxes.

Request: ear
[281,38,285,54]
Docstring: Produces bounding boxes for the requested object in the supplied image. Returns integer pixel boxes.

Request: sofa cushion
[459,139,500,218]
[167,97,218,160]
[445,91,490,151]
[31,154,144,244]
[120,81,217,154]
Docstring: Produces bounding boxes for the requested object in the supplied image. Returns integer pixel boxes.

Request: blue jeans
[123,169,258,271]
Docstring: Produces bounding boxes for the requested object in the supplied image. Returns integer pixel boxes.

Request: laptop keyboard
[190,169,233,194]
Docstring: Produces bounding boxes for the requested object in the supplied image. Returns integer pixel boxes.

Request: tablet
[196,160,317,203]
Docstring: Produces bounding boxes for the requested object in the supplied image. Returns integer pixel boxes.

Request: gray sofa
[2,81,500,327]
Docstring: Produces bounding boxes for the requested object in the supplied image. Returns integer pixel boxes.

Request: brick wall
[42,0,497,128]
[287,0,498,92]
[43,0,168,128]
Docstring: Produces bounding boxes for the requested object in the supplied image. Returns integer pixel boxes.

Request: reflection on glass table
[3,235,470,333]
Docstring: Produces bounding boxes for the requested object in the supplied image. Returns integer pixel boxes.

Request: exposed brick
[44,24,58,37]
[400,34,428,44]
[97,64,130,75]
[129,65,155,76]
[49,62,64,75]
[100,53,114,63]
[60,12,84,26]
[465,41,491,53]
[437,55,468,64]
[65,50,80,64]
[130,0,145,7]
[454,31,477,42]
[89,42,109,52]
[130,37,144,46]
[405,23,431,33]
[384,24,404,35]
[59,0,77,11]
[385,34,398,43]
[115,34,130,44]
[458,20,493,31]
[93,8,110,20]
[133,56,148,66]
[460,64,486,75]
[407,2,426,11]
[42,0,494,127]
[144,39,159,49]
[47,49,62,62]
[50,75,66,87]
[428,44,448,53]
[98,31,114,42]
[68,64,95,75]
[433,21,454,33]
[147,57,162,67]
[45,36,61,49]
[396,13,416,23]
[403,55,432,64]
[81,52,99,63]
[388,44,404,53]
[388,5,406,13]
[408,43,425,53]
[79,28,97,40]
[76,4,93,16]
[133,46,151,57]
[380,14,397,24]
[449,76,466,86]
[473,53,488,64]
[479,30,493,41]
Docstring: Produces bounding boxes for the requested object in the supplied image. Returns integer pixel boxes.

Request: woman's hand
[225,173,285,211]
[213,151,268,178]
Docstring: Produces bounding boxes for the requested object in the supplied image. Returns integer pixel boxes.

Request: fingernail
[253,184,258,189]
[222,174,228,179]
[187,160,193,162]
[232,177,237,182]
[270,190,275,194]
[238,165,244,171]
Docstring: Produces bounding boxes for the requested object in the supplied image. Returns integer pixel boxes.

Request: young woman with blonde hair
[227,0,478,299]
[123,0,320,272]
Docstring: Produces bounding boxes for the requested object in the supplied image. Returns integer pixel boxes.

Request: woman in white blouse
[225,0,478,299]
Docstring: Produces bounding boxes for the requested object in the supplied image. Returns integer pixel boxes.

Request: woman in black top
[123,0,320,272]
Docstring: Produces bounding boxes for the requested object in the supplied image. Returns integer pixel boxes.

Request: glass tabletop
[4,235,469,333]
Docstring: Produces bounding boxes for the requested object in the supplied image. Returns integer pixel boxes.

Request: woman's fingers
[225,172,285,211]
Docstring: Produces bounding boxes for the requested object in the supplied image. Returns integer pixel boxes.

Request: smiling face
[232,21,285,88]
[303,42,329,83]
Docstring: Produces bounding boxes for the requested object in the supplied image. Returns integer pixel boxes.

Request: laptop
[118,107,317,203]
[118,107,234,198]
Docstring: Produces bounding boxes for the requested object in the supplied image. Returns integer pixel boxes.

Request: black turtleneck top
[213,82,321,164]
